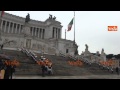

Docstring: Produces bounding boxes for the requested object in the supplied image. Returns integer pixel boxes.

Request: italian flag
[1,11,4,17]
[68,18,74,31]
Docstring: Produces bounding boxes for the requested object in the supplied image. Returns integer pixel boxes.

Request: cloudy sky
[5,11,120,55]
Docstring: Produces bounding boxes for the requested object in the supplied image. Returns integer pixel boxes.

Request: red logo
[108,26,118,31]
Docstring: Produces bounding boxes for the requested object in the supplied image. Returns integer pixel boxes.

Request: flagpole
[74,11,75,43]
[65,29,66,40]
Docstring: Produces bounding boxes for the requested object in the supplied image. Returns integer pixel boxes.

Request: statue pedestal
[23,23,31,49]
[100,54,106,61]
[23,23,31,37]
[84,50,91,56]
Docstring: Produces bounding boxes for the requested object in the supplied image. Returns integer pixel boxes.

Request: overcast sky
[5,11,120,55]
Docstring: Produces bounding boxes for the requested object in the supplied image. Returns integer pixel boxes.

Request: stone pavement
[14,75,120,79]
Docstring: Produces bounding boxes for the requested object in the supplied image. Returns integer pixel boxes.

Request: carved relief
[38,44,42,50]
[3,39,17,47]
[21,41,24,47]
[43,45,46,51]
[65,43,70,48]
[42,46,45,52]
[24,26,30,36]
[32,44,36,49]
[37,44,39,49]
[26,39,31,49]
[48,47,55,54]
[34,44,36,49]
[52,48,56,54]
[5,39,9,42]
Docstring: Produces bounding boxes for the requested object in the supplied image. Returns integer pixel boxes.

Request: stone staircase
[38,54,117,76]
[3,49,41,75]
[2,49,118,76]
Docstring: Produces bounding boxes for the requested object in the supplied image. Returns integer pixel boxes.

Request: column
[33,27,34,36]
[60,29,62,39]
[1,20,3,32]
[21,25,23,33]
[41,29,43,39]
[42,29,44,39]
[7,22,11,33]
[30,27,31,36]
[54,28,56,38]
[36,28,38,37]
[34,27,36,36]
[38,28,40,38]
[18,24,21,34]
[58,29,60,39]
[40,29,41,38]
[56,28,57,39]
[35,27,37,37]
[4,21,7,33]
[6,22,8,33]
[15,23,18,33]
[52,29,54,38]
[35,28,37,37]
[30,27,32,36]
[33,27,35,36]
[43,29,45,39]
[44,29,45,38]
[56,29,57,39]
[57,29,59,39]
[40,28,42,38]
[13,23,16,33]
[11,23,14,33]
[57,29,58,39]
[32,27,34,36]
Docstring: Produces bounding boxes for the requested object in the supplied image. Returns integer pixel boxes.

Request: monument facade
[0,11,78,56]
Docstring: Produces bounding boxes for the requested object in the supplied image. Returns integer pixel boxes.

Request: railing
[59,52,66,58]
[59,52,79,61]
[21,48,37,62]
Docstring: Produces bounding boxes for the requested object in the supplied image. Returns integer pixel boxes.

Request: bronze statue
[49,14,52,19]
[85,44,88,50]
[53,16,56,20]
[49,14,56,20]
[102,48,104,52]
[25,13,30,23]
[101,48,104,54]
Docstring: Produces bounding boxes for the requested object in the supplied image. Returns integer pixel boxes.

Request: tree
[74,49,78,55]
[106,54,114,59]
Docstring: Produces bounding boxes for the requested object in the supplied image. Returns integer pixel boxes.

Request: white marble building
[0,11,78,56]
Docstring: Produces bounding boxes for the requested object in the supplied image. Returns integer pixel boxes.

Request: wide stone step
[3,49,118,76]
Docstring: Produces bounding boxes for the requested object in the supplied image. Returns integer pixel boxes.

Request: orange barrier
[4,60,20,66]
[68,60,83,66]
[36,61,44,65]
[99,60,115,66]
[36,59,52,67]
